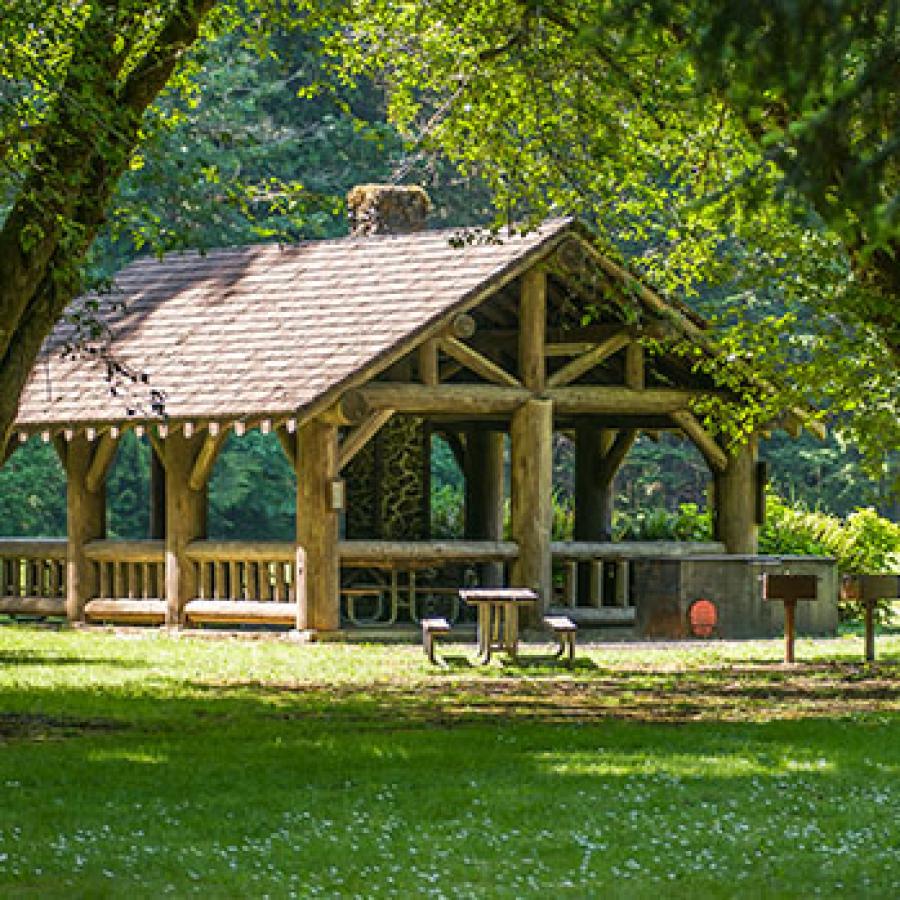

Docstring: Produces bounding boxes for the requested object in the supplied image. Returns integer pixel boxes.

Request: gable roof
[15,219,581,428]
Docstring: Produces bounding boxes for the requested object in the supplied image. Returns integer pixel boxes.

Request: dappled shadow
[182,660,898,728]
[0,712,125,742]
[499,654,599,673]
[0,653,148,668]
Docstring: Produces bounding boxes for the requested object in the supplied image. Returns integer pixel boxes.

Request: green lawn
[0,626,897,898]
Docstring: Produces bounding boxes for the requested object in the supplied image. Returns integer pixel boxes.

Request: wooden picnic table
[459,588,538,664]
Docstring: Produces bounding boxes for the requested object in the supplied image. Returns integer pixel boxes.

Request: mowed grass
[0,626,897,898]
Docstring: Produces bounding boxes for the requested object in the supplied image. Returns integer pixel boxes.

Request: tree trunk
[0,0,215,450]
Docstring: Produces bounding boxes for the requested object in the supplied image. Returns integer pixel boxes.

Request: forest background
[0,16,897,550]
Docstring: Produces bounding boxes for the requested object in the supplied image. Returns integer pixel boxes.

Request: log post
[60,436,108,622]
[464,430,506,587]
[713,436,759,554]
[519,269,546,391]
[149,446,166,539]
[783,599,796,664]
[296,419,340,631]
[574,426,615,605]
[864,599,876,663]
[160,432,209,626]
[510,399,553,614]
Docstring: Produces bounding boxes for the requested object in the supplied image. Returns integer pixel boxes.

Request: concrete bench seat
[544,615,577,666]
[421,617,451,666]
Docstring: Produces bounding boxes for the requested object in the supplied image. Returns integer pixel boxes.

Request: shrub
[615,502,713,541]
[761,494,900,621]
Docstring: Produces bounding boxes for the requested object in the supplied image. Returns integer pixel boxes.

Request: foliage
[0,438,65,536]
[429,484,463,538]
[615,503,713,542]
[761,494,900,572]
[761,494,900,620]
[207,432,295,540]
[106,432,150,538]
[318,0,899,473]
[0,628,898,896]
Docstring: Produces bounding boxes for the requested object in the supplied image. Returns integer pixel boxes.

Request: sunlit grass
[0,625,897,897]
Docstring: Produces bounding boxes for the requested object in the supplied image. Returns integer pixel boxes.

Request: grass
[0,625,897,898]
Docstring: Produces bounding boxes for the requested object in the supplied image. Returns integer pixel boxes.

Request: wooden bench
[84,598,166,625]
[544,615,577,666]
[183,600,298,627]
[421,617,451,666]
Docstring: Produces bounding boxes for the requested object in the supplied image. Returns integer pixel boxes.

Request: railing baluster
[565,561,577,608]
[273,562,282,602]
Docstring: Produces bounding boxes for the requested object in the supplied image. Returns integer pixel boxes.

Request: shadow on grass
[0,653,148,668]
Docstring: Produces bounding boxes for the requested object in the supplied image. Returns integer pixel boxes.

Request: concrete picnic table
[459,588,538,664]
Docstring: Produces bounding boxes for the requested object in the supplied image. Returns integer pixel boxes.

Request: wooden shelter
[1,189,829,636]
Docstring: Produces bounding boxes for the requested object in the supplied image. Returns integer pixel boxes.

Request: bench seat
[184,600,298,626]
[84,598,167,624]
[543,614,577,666]
[421,617,451,666]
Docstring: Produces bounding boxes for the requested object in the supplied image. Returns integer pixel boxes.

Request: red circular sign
[688,599,718,637]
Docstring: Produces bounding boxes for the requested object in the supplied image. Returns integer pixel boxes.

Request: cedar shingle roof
[15,219,574,427]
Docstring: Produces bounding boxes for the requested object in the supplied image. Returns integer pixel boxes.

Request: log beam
[446,313,476,340]
[599,429,637,484]
[671,410,728,473]
[418,338,439,386]
[357,383,529,416]
[549,386,705,415]
[547,330,631,388]
[317,392,371,426]
[624,341,645,390]
[439,336,522,388]
[276,424,297,463]
[188,430,227,492]
[339,409,394,470]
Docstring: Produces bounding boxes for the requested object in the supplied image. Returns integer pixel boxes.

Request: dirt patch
[0,712,123,743]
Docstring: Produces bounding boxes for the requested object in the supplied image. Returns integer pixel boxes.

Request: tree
[0,1,222,448]
[321,0,898,473]
[0,2,497,454]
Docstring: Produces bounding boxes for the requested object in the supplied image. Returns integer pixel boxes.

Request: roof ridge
[121,217,576,270]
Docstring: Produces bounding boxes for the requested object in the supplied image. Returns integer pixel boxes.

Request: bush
[761,495,900,621]
[431,484,464,538]
[615,502,713,541]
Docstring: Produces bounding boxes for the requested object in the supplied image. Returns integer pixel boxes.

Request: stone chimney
[347,184,431,237]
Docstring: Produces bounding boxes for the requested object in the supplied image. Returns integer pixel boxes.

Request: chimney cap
[347,184,431,237]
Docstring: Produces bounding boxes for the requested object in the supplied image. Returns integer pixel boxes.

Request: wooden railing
[85,540,166,600]
[551,541,726,614]
[0,539,67,615]
[186,541,297,602]
[339,540,518,626]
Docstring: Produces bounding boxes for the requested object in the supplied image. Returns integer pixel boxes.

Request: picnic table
[459,588,538,664]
